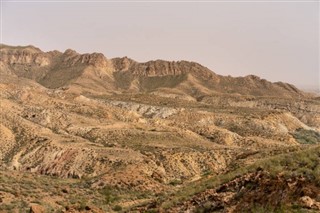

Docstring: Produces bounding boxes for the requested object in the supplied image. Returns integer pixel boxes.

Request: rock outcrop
[1,44,306,98]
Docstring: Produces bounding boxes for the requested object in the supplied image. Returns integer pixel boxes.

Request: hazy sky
[1,0,319,89]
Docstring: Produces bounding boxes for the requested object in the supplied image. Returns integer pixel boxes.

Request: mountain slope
[0,44,304,98]
[0,44,320,212]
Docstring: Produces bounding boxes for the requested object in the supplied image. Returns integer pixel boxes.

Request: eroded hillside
[0,44,319,212]
[1,44,305,98]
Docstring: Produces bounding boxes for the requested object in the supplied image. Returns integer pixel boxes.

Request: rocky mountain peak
[0,44,42,53]
[116,59,216,78]
[61,49,108,68]
[0,44,50,66]
[0,44,306,98]
[63,48,78,56]
[245,75,261,80]
[111,57,136,71]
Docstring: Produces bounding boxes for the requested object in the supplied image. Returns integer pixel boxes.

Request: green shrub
[292,128,320,144]
[99,186,119,204]
[169,179,182,186]
[112,205,122,211]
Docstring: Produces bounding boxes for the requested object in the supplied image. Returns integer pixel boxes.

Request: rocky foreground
[0,44,319,212]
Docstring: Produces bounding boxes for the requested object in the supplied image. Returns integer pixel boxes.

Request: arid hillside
[0,44,319,212]
[1,44,305,98]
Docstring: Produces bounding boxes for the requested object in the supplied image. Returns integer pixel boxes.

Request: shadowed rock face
[1,44,305,98]
[0,44,319,212]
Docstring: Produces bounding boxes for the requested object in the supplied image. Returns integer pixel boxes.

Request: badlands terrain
[0,44,320,212]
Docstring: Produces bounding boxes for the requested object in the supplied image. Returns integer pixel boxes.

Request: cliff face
[0,45,115,89]
[1,46,50,66]
[0,44,305,98]
[0,45,110,68]
[61,49,110,68]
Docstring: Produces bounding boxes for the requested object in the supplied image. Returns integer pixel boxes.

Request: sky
[1,0,319,90]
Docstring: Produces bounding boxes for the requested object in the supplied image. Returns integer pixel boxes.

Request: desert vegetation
[0,45,319,212]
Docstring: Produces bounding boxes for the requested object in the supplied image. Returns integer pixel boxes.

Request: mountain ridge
[0,44,304,98]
